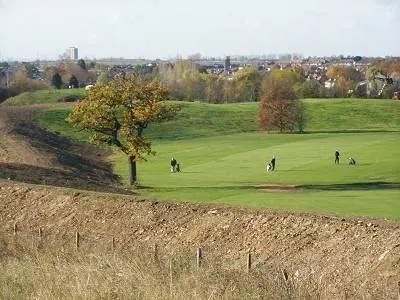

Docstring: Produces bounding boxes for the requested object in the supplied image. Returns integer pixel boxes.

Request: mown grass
[111,132,400,219]
[36,99,400,219]
[37,107,91,141]
[146,101,258,140]
[5,87,400,131]
[36,99,400,140]
[303,98,400,132]
[2,88,86,106]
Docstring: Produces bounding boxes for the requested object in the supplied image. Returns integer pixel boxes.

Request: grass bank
[3,88,86,106]
[36,99,400,219]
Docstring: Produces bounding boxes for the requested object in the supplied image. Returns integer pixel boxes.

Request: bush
[8,77,50,95]
[295,80,323,98]
[258,70,303,133]
[57,94,83,102]
[0,88,17,104]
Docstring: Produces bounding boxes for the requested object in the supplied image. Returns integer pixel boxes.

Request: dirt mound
[0,180,399,299]
[0,104,128,194]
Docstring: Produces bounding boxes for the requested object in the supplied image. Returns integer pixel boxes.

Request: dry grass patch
[0,233,320,300]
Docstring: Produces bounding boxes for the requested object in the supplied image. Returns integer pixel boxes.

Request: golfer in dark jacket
[170,157,177,172]
[271,156,276,171]
[335,151,340,164]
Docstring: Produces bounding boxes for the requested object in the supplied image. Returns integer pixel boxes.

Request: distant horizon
[1,52,399,63]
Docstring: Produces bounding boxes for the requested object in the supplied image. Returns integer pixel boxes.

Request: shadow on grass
[299,181,400,191]
[0,163,133,194]
[137,185,253,191]
[138,181,400,192]
[303,129,400,134]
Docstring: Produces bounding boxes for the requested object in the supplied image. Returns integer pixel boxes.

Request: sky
[0,0,399,61]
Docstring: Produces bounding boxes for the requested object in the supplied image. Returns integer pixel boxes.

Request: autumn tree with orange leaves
[67,74,178,185]
[374,58,400,76]
[258,69,305,133]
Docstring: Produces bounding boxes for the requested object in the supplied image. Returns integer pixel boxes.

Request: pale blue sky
[0,0,399,60]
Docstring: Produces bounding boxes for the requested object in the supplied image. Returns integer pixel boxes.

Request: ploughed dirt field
[0,104,399,299]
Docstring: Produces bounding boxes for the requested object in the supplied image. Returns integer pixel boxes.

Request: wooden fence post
[196,248,202,268]
[247,251,252,273]
[13,222,17,235]
[282,269,289,282]
[75,232,80,249]
[111,237,115,250]
[38,227,43,238]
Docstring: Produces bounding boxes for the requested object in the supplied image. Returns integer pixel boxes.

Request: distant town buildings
[0,52,398,100]
[68,47,78,60]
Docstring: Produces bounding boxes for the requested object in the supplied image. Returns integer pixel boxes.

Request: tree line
[1,58,400,104]
[0,59,98,102]
[154,60,400,102]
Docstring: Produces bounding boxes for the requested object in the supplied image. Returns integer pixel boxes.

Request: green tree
[69,75,79,88]
[326,65,362,82]
[258,70,303,133]
[87,61,96,69]
[24,63,39,79]
[96,72,109,85]
[77,59,87,70]
[0,62,9,68]
[295,80,322,98]
[158,60,203,100]
[326,65,362,97]
[381,79,400,99]
[201,73,224,103]
[232,67,262,102]
[51,72,63,89]
[328,77,352,98]
[365,67,381,98]
[223,80,237,103]
[67,74,178,185]
[295,100,306,133]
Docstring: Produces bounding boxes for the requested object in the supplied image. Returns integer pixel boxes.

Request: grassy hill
[2,88,86,106]
[303,98,400,132]
[36,99,400,219]
[37,99,400,139]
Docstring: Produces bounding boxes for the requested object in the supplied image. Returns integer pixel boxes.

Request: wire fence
[5,221,262,273]
[2,221,399,300]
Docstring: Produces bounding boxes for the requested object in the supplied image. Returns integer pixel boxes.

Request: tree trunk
[128,155,137,185]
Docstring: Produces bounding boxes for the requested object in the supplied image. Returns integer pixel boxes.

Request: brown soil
[0,104,129,194]
[0,104,399,299]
